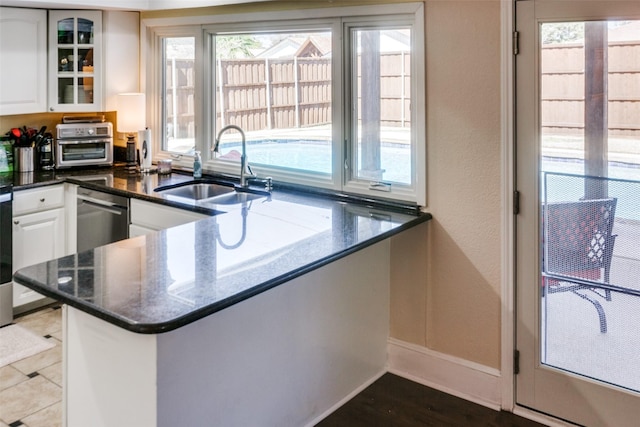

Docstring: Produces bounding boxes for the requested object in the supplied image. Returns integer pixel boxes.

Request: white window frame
[342,15,425,203]
[202,19,342,191]
[142,2,425,205]
[143,25,203,167]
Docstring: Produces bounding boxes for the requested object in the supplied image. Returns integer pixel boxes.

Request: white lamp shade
[117,93,146,133]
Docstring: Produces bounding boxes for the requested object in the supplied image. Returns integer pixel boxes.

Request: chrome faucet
[212,124,254,187]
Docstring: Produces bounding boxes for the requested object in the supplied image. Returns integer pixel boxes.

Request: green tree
[216,35,262,59]
[541,22,584,45]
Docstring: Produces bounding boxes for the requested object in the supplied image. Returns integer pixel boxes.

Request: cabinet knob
[40,198,45,202]
[14,220,19,225]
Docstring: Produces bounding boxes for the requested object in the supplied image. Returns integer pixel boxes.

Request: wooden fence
[541,40,640,137]
[165,42,640,140]
[165,58,195,140]
[216,57,332,131]
[165,53,411,139]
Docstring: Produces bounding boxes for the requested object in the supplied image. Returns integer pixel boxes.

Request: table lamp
[116,93,145,172]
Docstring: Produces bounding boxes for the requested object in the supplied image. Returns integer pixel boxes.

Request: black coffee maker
[36,133,55,170]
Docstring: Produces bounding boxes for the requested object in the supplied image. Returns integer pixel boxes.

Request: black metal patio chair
[542,197,618,333]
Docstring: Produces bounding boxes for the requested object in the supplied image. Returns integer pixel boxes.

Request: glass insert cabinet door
[48,11,102,112]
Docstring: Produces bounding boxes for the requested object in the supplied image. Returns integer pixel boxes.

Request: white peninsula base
[63,241,390,427]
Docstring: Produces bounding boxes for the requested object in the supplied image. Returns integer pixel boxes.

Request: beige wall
[391,0,502,369]
[140,0,402,19]
[0,112,118,143]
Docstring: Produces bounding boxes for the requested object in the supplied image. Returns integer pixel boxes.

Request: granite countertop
[9,166,431,334]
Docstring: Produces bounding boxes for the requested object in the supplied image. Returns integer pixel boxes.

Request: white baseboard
[305,369,387,427]
[387,338,503,410]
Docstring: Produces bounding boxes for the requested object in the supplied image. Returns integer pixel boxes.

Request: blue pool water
[222,140,412,184]
[543,158,640,221]
[222,140,640,220]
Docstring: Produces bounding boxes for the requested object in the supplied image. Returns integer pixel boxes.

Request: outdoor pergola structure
[360,31,384,181]
[585,21,608,199]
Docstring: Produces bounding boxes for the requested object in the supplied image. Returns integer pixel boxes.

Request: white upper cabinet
[0,7,48,115]
[1,8,138,115]
[48,10,103,112]
[102,11,140,111]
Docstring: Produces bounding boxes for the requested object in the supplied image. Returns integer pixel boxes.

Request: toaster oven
[56,122,113,168]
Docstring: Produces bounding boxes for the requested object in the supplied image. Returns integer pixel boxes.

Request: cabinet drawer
[14,185,65,215]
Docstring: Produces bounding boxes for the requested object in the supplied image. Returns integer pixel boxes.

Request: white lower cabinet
[12,185,66,310]
[129,199,209,237]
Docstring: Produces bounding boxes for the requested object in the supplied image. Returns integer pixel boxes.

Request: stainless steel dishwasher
[77,187,129,252]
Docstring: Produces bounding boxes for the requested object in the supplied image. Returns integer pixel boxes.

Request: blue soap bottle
[193,151,202,178]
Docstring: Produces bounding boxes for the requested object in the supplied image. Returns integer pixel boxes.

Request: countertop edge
[9,167,433,334]
[14,213,431,334]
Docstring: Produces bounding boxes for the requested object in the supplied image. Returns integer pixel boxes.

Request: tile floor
[0,305,63,427]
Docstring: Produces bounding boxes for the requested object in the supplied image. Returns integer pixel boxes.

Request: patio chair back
[544,197,617,283]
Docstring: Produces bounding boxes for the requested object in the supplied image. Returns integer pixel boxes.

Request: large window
[147,4,425,204]
[211,30,333,176]
[162,36,196,154]
[350,27,413,186]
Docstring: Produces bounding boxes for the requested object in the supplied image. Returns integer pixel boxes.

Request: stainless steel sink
[206,191,266,205]
[155,182,235,200]
[154,181,270,205]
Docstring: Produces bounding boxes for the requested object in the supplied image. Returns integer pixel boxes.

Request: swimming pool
[219,140,413,184]
[219,140,640,220]
[543,160,640,221]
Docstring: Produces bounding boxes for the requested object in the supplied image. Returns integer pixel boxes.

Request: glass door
[515,1,640,426]
[48,11,102,112]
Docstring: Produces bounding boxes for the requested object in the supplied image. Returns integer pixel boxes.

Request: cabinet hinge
[514,349,520,375]
[513,31,519,56]
[513,190,520,215]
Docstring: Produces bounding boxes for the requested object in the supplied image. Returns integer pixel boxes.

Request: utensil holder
[14,147,34,172]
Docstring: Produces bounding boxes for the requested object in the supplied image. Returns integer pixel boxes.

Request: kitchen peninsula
[9,168,431,426]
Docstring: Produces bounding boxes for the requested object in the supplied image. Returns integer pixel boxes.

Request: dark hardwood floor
[317,373,547,427]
